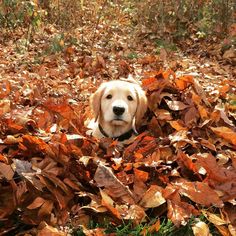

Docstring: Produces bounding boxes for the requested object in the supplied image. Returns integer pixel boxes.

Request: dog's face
[90,79,147,137]
[100,81,138,126]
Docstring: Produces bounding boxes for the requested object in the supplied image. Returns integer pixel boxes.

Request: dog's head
[90,79,147,133]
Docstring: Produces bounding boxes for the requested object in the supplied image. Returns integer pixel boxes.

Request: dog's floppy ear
[134,85,147,127]
[90,84,106,122]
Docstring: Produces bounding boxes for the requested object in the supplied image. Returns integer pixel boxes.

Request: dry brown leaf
[100,189,122,219]
[167,200,197,227]
[165,100,189,111]
[202,210,228,225]
[175,179,223,207]
[134,168,149,182]
[0,163,14,180]
[124,204,146,225]
[175,75,193,90]
[0,186,16,219]
[94,163,135,204]
[163,185,199,227]
[211,126,236,145]
[82,226,106,236]
[0,80,11,99]
[192,221,212,236]
[139,185,166,208]
[141,219,161,235]
[215,225,232,236]
[228,225,236,236]
[223,48,235,59]
[38,200,54,217]
[27,197,46,210]
[37,222,67,236]
[184,106,199,125]
[169,120,187,131]
[0,99,11,116]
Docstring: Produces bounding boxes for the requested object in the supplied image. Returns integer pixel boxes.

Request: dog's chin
[111,119,128,126]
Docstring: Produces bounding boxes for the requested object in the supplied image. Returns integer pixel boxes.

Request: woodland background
[0,0,235,235]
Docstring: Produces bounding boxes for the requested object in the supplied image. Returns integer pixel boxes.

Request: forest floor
[0,6,236,236]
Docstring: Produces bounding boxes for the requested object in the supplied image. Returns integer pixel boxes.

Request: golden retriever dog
[88,78,147,141]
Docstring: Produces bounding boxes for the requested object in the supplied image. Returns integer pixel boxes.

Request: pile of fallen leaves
[1,62,236,235]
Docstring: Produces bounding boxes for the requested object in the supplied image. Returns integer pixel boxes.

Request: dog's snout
[113,106,125,116]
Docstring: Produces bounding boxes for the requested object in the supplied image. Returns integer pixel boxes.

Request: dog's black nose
[113,106,125,116]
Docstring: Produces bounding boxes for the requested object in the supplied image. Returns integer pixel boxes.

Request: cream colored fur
[88,78,147,139]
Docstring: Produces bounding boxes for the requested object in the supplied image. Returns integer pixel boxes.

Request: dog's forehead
[103,80,137,93]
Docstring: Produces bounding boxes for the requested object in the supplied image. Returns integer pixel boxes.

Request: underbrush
[0,0,235,51]
[73,216,221,236]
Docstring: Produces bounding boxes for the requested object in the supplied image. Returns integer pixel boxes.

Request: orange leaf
[141,219,161,236]
[65,46,75,55]
[211,126,236,145]
[134,168,149,182]
[0,80,11,99]
[142,77,157,87]
[124,163,133,171]
[162,68,175,80]
[27,197,46,209]
[175,75,193,90]
[175,78,188,90]
[0,154,7,163]
[38,200,54,217]
[169,120,187,131]
[215,225,232,236]
[134,152,143,160]
[219,84,230,97]
[198,104,208,119]
[100,189,121,219]
[192,92,201,105]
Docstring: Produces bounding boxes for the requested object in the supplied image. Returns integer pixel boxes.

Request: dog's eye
[106,94,112,99]
[127,95,133,101]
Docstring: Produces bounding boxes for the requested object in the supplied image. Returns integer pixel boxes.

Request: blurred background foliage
[0,0,235,50]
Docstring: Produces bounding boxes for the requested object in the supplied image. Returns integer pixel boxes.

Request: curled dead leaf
[139,185,166,208]
[94,163,135,204]
[202,210,229,226]
[164,99,189,111]
[100,189,122,219]
[192,221,211,236]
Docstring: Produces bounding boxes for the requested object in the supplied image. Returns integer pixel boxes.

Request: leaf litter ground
[0,25,236,236]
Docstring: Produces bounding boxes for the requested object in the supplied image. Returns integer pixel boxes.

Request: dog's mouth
[111,119,127,125]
